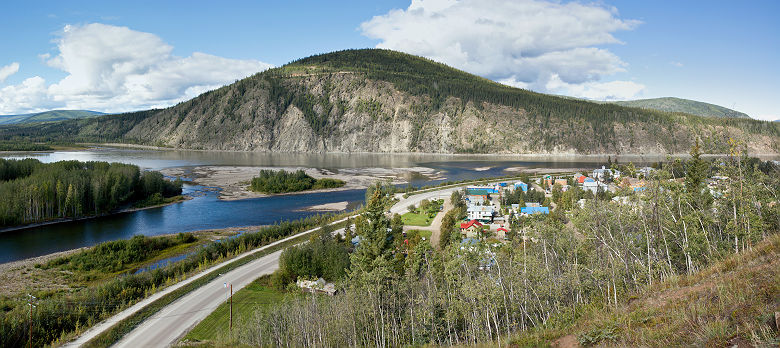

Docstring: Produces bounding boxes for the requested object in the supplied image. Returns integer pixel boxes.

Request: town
[454,164,667,242]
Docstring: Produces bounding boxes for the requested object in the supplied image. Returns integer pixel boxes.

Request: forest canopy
[249,169,345,194]
[0,159,182,228]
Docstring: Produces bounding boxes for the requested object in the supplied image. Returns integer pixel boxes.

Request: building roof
[460,220,483,229]
[520,206,550,214]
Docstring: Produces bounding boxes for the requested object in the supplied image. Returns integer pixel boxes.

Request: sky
[0,0,777,121]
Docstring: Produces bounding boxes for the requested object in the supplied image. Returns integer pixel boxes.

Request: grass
[401,212,434,226]
[184,275,287,343]
[408,229,432,239]
[508,233,780,347]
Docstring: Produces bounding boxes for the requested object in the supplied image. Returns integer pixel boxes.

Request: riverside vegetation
[0,49,777,154]
[0,211,348,347]
[227,148,779,347]
[249,169,345,194]
[0,159,182,228]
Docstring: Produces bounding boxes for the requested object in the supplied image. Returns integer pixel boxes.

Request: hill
[511,233,780,347]
[612,97,751,119]
[0,110,103,125]
[0,49,778,155]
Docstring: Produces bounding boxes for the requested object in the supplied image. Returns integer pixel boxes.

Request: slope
[511,233,780,347]
[0,49,778,155]
[0,110,104,125]
[613,97,751,119]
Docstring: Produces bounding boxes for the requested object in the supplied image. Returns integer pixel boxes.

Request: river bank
[160,165,443,201]
[0,225,260,296]
[0,195,190,234]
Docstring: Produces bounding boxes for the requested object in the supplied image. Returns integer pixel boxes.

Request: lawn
[401,212,434,226]
[409,229,432,239]
[184,276,288,342]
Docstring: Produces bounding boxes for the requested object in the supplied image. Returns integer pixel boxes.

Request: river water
[0,147,648,263]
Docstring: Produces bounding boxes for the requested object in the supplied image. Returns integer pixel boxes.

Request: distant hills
[0,49,778,155]
[611,97,751,119]
[0,110,104,125]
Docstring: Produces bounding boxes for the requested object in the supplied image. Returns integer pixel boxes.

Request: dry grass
[510,233,780,347]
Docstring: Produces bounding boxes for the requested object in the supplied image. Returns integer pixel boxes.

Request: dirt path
[403,199,453,248]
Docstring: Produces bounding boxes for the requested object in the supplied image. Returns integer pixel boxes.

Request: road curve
[114,250,282,347]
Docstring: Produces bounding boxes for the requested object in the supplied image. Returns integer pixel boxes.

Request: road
[66,179,514,347]
[114,250,282,347]
[63,217,352,347]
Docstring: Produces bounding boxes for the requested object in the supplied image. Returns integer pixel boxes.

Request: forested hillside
[612,97,751,119]
[0,110,103,125]
[1,49,778,155]
[0,159,182,228]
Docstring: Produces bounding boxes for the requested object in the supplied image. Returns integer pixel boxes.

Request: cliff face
[121,71,778,155]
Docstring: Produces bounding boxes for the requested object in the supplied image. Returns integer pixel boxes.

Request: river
[0,147,652,263]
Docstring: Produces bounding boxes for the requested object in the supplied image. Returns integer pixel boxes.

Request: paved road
[114,250,282,347]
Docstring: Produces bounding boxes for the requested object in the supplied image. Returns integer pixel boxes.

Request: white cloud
[0,23,272,114]
[361,0,644,100]
[670,61,683,67]
[0,62,20,83]
[543,74,645,101]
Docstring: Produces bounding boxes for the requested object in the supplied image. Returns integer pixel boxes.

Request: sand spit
[161,166,442,201]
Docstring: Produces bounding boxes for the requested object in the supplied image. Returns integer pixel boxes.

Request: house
[543,175,554,189]
[577,174,587,185]
[466,195,487,204]
[513,181,528,192]
[554,178,568,187]
[520,206,549,214]
[592,166,621,181]
[467,205,494,221]
[525,202,541,207]
[460,220,484,238]
[621,177,647,192]
[583,177,608,194]
[574,173,585,183]
[467,186,498,195]
[496,227,509,240]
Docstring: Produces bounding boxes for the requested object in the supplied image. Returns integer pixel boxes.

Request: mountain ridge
[1,49,778,155]
[611,97,750,119]
[0,110,104,125]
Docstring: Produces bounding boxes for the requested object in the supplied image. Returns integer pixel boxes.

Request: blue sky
[0,0,777,120]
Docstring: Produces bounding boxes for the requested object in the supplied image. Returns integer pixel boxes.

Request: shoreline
[160,165,439,201]
[87,143,780,158]
[0,196,190,234]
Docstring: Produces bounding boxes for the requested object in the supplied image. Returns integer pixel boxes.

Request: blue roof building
[520,206,549,214]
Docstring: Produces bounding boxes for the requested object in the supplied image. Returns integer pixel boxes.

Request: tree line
[0,159,181,228]
[249,169,345,194]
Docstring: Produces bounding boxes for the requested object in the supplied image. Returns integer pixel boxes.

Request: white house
[583,178,608,194]
[467,205,494,222]
[592,166,621,181]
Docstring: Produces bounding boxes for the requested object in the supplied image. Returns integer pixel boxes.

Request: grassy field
[184,275,287,343]
[408,229,432,239]
[510,233,780,347]
[401,212,434,226]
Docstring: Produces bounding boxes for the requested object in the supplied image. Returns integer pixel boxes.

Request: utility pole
[229,283,233,334]
[27,294,36,348]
